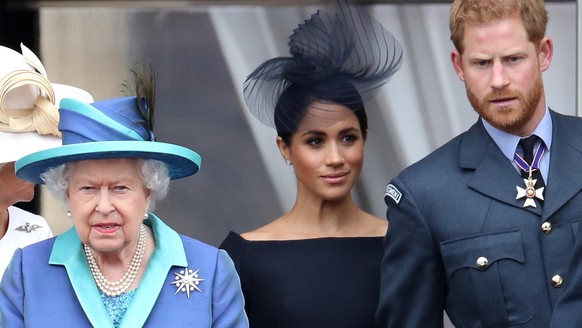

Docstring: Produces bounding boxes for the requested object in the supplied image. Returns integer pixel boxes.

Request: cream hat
[0,43,93,164]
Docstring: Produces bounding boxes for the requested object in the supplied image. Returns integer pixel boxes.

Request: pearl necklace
[84,224,147,297]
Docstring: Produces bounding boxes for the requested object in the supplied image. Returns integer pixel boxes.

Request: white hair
[41,158,170,211]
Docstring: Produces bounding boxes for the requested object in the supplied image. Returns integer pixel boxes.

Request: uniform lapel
[461,120,543,215]
[542,111,582,220]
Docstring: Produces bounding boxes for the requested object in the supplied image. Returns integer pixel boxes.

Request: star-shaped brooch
[516,178,544,208]
[15,222,42,233]
[170,268,204,298]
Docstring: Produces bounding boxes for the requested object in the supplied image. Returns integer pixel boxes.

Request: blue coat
[0,214,249,327]
[376,111,582,328]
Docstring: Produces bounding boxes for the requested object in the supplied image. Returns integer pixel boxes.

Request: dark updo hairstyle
[242,0,402,142]
[274,77,367,145]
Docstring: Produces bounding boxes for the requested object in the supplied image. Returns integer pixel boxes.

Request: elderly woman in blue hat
[0,68,248,327]
[0,43,94,281]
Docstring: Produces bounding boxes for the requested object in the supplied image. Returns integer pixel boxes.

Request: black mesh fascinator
[243,0,403,133]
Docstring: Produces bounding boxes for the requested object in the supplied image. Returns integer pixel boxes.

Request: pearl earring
[144,212,149,220]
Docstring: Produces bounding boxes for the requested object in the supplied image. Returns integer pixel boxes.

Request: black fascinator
[243,0,403,133]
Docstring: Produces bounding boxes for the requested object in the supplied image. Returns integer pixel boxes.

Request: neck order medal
[515,168,544,208]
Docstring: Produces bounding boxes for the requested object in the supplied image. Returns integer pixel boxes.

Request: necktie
[518,135,545,190]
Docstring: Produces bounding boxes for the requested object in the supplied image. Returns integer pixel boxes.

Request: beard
[466,73,543,133]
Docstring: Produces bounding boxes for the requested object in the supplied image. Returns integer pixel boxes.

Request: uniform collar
[482,107,553,162]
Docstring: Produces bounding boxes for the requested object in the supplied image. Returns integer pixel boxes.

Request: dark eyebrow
[340,127,360,134]
[300,127,360,137]
[300,130,326,137]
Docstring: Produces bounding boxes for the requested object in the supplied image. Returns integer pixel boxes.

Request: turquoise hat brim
[15,140,201,184]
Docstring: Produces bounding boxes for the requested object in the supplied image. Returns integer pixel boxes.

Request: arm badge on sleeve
[385,184,402,204]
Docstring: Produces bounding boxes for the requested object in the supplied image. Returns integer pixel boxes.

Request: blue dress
[0,214,249,327]
[101,290,136,327]
[221,232,383,328]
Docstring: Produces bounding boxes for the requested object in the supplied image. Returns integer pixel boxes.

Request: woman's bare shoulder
[240,219,285,241]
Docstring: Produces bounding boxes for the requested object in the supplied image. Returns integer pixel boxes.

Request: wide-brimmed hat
[15,95,201,184]
[0,43,94,165]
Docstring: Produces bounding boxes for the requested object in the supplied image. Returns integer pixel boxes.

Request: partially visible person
[376,0,582,327]
[0,43,94,280]
[220,1,402,327]
[0,66,248,327]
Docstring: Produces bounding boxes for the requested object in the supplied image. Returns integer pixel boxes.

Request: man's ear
[451,49,466,82]
[538,37,553,72]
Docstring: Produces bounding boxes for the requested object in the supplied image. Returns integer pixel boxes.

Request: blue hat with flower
[15,66,201,184]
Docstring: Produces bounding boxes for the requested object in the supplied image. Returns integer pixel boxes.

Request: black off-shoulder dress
[220,231,384,328]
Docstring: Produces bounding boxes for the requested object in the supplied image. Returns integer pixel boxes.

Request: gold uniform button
[541,222,552,233]
[551,275,564,288]
[476,257,489,269]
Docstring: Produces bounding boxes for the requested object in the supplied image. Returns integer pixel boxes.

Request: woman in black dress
[221,1,403,327]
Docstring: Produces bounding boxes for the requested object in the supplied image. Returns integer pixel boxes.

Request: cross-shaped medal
[516,167,544,208]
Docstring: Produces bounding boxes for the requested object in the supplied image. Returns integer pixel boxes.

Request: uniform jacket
[0,214,248,328]
[0,206,52,281]
[550,209,582,327]
[376,111,582,328]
